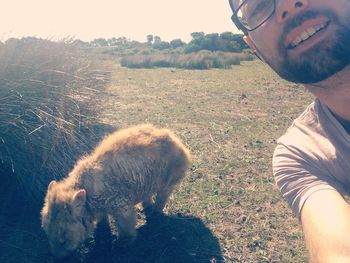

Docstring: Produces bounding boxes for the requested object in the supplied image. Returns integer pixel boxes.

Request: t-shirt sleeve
[273,143,340,218]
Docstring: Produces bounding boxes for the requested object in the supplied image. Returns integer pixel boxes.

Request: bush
[120,51,250,69]
[0,38,114,200]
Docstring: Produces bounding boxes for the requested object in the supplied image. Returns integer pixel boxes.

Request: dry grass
[0,54,313,262]
[0,39,116,262]
[103,61,313,262]
[0,38,115,199]
[120,51,254,69]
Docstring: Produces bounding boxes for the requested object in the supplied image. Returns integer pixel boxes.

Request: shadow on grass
[0,177,223,263]
[84,213,223,263]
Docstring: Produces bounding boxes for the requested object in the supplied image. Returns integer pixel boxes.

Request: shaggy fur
[41,124,191,258]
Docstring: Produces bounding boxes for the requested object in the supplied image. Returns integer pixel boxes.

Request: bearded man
[229,1,350,262]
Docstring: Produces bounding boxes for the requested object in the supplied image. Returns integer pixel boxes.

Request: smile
[286,20,331,50]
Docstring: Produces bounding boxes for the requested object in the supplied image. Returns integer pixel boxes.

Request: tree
[189,32,203,46]
[184,43,201,53]
[154,36,161,44]
[220,32,249,50]
[231,34,249,50]
[107,37,117,46]
[91,38,108,47]
[190,32,205,40]
[205,33,220,51]
[116,37,128,46]
[227,41,242,52]
[153,41,171,50]
[220,32,235,42]
[71,39,89,47]
[146,34,153,45]
[185,32,248,53]
[170,39,185,49]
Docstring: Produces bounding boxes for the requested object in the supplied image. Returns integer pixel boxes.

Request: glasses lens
[236,0,274,30]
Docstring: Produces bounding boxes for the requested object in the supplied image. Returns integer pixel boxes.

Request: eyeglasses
[231,0,276,32]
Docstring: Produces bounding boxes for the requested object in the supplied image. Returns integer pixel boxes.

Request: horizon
[0,0,239,43]
[2,30,244,45]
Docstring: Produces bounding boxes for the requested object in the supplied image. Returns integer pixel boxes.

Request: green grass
[0,58,313,262]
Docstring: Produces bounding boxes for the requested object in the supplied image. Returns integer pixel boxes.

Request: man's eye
[248,0,270,17]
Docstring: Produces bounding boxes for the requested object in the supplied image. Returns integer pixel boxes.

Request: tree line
[1,32,248,56]
[80,32,248,54]
[0,35,254,71]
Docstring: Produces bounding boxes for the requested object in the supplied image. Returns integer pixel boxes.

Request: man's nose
[275,0,308,23]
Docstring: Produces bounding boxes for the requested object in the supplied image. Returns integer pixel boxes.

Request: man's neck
[305,65,350,121]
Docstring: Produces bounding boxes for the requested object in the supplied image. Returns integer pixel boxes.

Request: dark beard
[275,10,350,84]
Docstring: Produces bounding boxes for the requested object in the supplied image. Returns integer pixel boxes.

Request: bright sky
[0,0,239,43]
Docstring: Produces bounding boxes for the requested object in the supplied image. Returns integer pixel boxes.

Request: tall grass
[120,50,255,69]
[0,38,114,200]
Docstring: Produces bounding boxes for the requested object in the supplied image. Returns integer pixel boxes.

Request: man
[228,0,350,262]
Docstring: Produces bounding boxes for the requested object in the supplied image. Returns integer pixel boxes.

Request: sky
[0,0,239,43]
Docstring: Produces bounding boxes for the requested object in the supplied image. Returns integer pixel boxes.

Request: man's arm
[301,190,350,263]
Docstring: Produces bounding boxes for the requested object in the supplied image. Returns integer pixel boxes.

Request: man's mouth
[286,20,331,50]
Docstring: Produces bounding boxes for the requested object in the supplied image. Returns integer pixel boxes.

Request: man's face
[239,0,350,84]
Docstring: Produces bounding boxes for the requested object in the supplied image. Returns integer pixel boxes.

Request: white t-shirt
[273,99,350,217]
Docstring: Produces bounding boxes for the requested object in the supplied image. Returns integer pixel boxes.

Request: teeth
[290,22,327,48]
[314,24,324,31]
[300,32,309,40]
[307,27,316,36]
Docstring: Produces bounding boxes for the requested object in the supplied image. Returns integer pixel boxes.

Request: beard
[268,9,350,84]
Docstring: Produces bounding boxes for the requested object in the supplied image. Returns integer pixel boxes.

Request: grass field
[0,58,314,262]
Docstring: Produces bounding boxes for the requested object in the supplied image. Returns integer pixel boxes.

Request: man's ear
[243,35,263,61]
[243,35,256,50]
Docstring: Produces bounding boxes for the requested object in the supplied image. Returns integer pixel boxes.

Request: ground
[0,60,312,262]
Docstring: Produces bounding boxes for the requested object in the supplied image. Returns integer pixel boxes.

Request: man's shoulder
[273,98,346,166]
[272,100,347,218]
[277,100,320,146]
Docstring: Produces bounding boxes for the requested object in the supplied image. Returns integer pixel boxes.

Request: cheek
[249,24,282,58]
[335,1,350,16]
[252,43,283,70]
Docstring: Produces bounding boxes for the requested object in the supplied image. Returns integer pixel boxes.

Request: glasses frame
[230,0,276,33]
